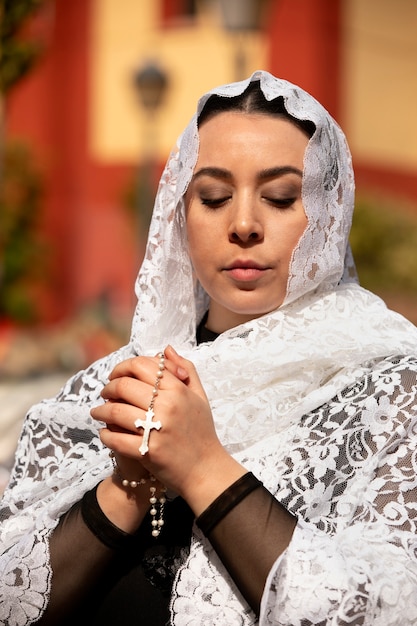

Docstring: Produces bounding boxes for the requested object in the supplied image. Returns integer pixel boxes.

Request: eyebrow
[191,165,303,182]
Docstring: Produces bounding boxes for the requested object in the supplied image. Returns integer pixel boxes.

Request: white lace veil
[125,69,417,449]
[130,70,357,353]
[1,70,417,625]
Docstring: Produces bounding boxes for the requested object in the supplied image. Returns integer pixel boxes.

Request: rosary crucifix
[135,408,162,455]
[134,351,165,455]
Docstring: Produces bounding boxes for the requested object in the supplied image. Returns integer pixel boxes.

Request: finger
[91,397,144,433]
[99,426,148,462]
[164,345,190,382]
[100,375,150,406]
[107,355,192,407]
[108,356,156,382]
[164,345,206,393]
[103,367,175,409]
[108,354,179,384]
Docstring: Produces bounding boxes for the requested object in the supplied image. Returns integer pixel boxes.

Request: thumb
[164,345,191,382]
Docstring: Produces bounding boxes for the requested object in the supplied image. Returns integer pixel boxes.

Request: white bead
[150,507,157,515]
[152,529,160,537]
[157,519,164,526]
[130,481,137,488]
[151,520,158,527]
[150,496,157,504]
[122,479,129,487]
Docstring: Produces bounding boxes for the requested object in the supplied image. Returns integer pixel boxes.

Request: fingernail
[177,366,188,379]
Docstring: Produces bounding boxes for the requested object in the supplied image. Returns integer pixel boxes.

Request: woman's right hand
[90,349,191,532]
[91,346,245,519]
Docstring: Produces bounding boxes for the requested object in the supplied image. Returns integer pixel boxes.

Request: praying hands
[91,345,246,519]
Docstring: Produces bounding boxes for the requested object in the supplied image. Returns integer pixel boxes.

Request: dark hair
[198,80,316,138]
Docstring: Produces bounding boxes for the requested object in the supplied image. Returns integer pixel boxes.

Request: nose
[228,201,264,243]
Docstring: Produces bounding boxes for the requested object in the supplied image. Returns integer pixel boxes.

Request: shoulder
[303,354,417,439]
[368,354,417,392]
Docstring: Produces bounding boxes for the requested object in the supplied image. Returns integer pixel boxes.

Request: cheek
[269,214,307,258]
[285,214,308,255]
[186,205,222,264]
[188,239,212,276]
[186,216,210,273]
[186,216,199,257]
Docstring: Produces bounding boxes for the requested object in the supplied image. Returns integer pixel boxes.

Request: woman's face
[185,111,309,333]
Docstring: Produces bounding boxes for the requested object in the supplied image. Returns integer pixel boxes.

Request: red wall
[5,0,416,324]
[267,0,341,120]
[6,0,137,324]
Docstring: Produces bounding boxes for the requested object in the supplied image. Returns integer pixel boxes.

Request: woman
[1,71,417,625]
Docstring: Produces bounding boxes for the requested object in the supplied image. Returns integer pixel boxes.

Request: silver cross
[134,408,162,455]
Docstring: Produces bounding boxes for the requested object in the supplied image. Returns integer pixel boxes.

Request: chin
[228,305,283,324]
[232,300,284,317]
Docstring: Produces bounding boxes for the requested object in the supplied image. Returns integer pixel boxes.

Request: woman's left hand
[92,345,244,513]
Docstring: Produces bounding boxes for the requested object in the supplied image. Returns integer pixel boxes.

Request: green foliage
[350,195,417,293]
[0,0,47,323]
[0,141,45,322]
[0,0,45,94]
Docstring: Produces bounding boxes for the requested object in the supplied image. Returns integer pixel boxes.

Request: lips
[224,260,270,282]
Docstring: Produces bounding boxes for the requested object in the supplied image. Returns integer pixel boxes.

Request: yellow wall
[343,0,417,170]
[91,0,417,172]
[90,0,268,163]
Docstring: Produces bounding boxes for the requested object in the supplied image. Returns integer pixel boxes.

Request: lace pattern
[1,71,417,625]
[172,355,417,625]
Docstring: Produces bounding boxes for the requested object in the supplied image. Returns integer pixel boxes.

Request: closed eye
[200,196,231,208]
[264,197,297,209]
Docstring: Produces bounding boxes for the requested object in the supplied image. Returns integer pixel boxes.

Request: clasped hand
[90,345,224,502]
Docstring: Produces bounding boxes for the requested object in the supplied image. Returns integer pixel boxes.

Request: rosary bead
[108,352,167,540]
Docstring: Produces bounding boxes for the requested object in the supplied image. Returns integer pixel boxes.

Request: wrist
[96,475,151,533]
[81,483,134,549]
[180,451,247,517]
[108,451,167,538]
[196,472,262,535]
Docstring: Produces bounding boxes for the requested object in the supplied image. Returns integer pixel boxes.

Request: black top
[196,311,219,345]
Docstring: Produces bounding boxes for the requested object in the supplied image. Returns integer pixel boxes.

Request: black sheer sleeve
[36,486,195,626]
[38,475,294,622]
[196,473,296,615]
[35,486,127,624]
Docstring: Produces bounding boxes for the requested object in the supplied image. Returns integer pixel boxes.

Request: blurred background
[1,0,417,492]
